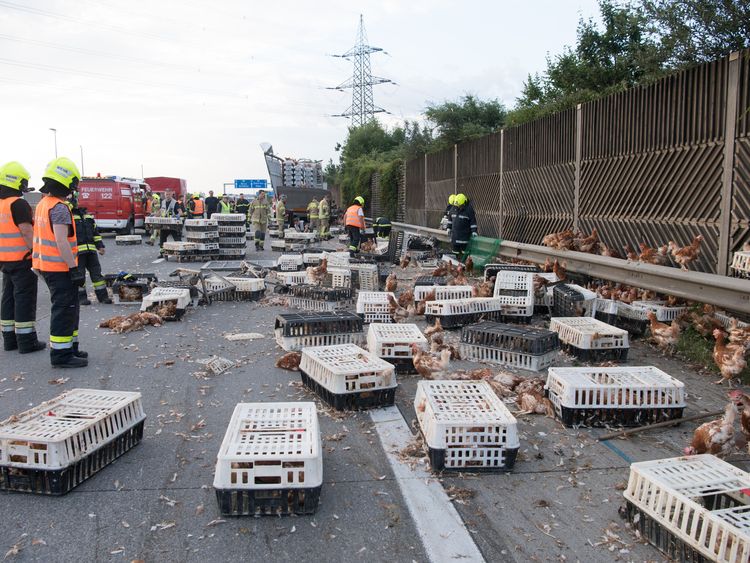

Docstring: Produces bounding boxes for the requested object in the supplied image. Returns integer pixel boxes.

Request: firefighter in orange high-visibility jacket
[32,157,88,368]
[0,161,46,354]
[344,196,365,256]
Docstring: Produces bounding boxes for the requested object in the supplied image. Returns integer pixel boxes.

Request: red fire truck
[77,176,147,234]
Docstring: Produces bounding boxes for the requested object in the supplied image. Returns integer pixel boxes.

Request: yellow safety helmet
[43,157,80,189]
[0,161,30,191]
[448,194,456,206]
[354,196,365,206]
[152,192,161,200]
[455,193,468,206]
[193,193,200,198]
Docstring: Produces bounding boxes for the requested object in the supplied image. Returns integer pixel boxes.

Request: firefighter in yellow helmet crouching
[0,161,46,354]
[32,157,88,368]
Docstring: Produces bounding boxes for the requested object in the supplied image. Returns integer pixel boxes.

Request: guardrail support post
[718,51,740,276]
[574,104,582,232]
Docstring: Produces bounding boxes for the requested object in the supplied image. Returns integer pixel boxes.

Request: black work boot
[17,333,46,354]
[2,332,18,351]
[79,288,91,306]
[51,350,88,368]
[95,288,113,304]
[73,342,88,359]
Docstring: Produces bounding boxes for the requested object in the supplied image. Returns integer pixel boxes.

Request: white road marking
[370,406,485,563]
[152,258,165,264]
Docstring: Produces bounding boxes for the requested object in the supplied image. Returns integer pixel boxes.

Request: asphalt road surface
[1,232,747,563]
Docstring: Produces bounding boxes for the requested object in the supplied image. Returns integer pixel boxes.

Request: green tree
[424,95,506,149]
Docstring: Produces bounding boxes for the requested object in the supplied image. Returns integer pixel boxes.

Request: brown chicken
[473,279,494,298]
[397,289,414,309]
[393,304,415,323]
[424,318,443,338]
[668,235,703,270]
[385,272,398,292]
[728,318,750,351]
[623,244,639,262]
[153,302,178,319]
[684,402,737,458]
[638,243,669,266]
[429,333,461,360]
[541,258,554,273]
[729,390,750,453]
[712,329,747,385]
[647,312,681,352]
[411,344,451,378]
[448,265,468,286]
[464,256,474,274]
[118,285,143,302]
[275,351,302,371]
[99,312,163,333]
[552,259,567,283]
[431,262,451,277]
[515,378,554,416]
[599,244,623,259]
[415,289,435,316]
[690,304,723,337]
[306,258,328,285]
[359,239,377,253]
[399,254,411,269]
[577,228,599,253]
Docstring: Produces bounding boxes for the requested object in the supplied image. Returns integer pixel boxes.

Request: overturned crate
[484,263,539,281]
[288,285,353,312]
[549,317,630,361]
[366,323,427,374]
[552,284,597,317]
[424,297,508,329]
[213,402,322,516]
[299,344,397,410]
[356,291,397,323]
[277,254,305,272]
[545,366,685,427]
[492,272,535,319]
[324,267,352,289]
[631,300,689,322]
[349,263,379,291]
[0,389,145,495]
[140,287,191,320]
[274,311,364,351]
[415,380,520,472]
[623,455,750,563]
[460,321,559,372]
[414,285,473,302]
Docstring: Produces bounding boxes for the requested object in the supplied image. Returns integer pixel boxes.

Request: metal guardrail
[390,221,750,315]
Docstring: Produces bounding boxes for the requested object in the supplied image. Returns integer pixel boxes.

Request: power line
[328,14,393,127]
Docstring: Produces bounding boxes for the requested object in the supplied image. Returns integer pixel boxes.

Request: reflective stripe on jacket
[72,208,103,253]
[344,204,365,229]
[318,199,329,219]
[0,196,30,262]
[32,196,77,272]
[191,199,205,215]
[250,200,270,224]
[307,200,319,219]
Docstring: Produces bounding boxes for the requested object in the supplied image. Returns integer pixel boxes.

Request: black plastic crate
[387,231,404,264]
[289,285,353,302]
[594,311,618,326]
[215,486,321,516]
[556,405,684,428]
[0,421,144,496]
[461,321,559,355]
[218,243,247,249]
[184,225,218,232]
[425,310,509,330]
[103,273,157,288]
[613,315,648,337]
[212,289,265,302]
[625,502,710,563]
[300,371,396,411]
[383,358,417,375]
[415,276,447,286]
[275,311,363,337]
[484,263,539,280]
[560,342,629,362]
[553,284,588,317]
[427,446,519,473]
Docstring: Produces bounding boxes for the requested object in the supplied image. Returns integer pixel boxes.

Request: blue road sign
[234,179,267,190]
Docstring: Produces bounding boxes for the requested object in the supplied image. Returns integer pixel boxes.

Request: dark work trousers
[159,228,182,246]
[77,251,108,302]
[42,271,80,365]
[1,261,39,351]
[346,226,361,255]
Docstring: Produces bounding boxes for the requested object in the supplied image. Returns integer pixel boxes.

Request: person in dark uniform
[449,193,477,257]
[158,191,183,250]
[69,194,111,305]
[235,193,250,223]
[0,161,45,354]
[205,190,219,217]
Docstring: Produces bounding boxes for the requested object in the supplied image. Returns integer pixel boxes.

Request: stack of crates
[140,287,191,320]
[274,311,364,351]
[284,229,315,252]
[324,251,351,268]
[288,285,353,312]
[271,238,286,251]
[493,272,535,321]
[424,297,507,329]
[184,218,220,258]
[145,216,182,232]
[731,251,750,278]
[414,380,520,472]
[161,241,205,261]
[545,366,686,427]
[460,321,559,371]
[213,402,322,516]
[0,389,145,495]
[484,263,539,281]
[356,291,397,323]
[349,263,379,291]
[549,317,630,361]
[552,284,597,317]
[299,344,397,410]
[267,217,280,239]
[414,285,473,302]
[212,214,247,258]
[114,234,142,246]
[623,455,750,562]
[366,323,427,373]
[277,254,304,272]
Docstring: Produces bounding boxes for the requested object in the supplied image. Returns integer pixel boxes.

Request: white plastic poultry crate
[145,216,182,226]
[299,344,397,410]
[140,287,191,319]
[271,239,286,251]
[492,272,535,316]
[303,252,325,266]
[218,237,246,246]
[424,297,509,329]
[414,380,520,472]
[277,254,304,271]
[356,291,396,323]
[0,389,145,495]
[283,230,316,241]
[277,271,309,286]
[274,311,364,351]
[338,233,349,243]
[714,311,749,330]
[349,263,379,291]
[731,251,750,278]
[218,224,246,234]
[114,235,142,245]
[631,300,689,322]
[623,454,750,563]
[325,267,351,289]
[185,230,219,240]
[366,323,426,373]
[288,297,351,312]
[194,242,220,251]
[213,402,322,516]
[324,251,351,268]
[414,285,474,302]
[184,219,218,228]
[549,317,630,361]
[545,366,686,427]
[162,241,198,252]
[212,213,246,222]
[219,247,246,256]
[267,228,280,238]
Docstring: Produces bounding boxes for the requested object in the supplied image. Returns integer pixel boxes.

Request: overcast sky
[0,0,599,193]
